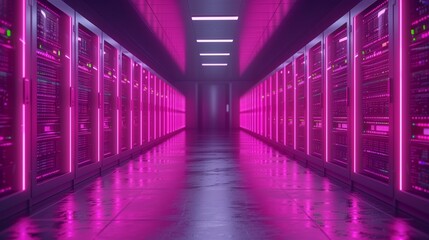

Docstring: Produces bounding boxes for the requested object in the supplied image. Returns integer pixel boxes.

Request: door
[198,83,230,130]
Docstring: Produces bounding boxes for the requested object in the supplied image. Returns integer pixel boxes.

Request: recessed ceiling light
[200,53,231,56]
[202,63,228,66]
[196,39,233,43]
[192,16,239,21]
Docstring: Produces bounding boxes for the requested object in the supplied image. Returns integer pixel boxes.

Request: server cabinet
[0,0,28,205]
[142,68,148,143]
[352,0,394,197]
[277,68,285,145]
[272,74,277,142]
[132,61,141,148]
[395,0,429,214]
[307,36,324,166]
[325,14,351,179]
[295,52,306,154]
[102,38,119,160]
[31,0,74,197]
[265,79,269,138]
[160,80,165,138]
[285,61,294,149]
[149,73,154,141]
[76,19,100,170]
[120,53,131,152]
[155,76,159,139]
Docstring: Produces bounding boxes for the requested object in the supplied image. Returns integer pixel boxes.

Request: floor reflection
[0,131,428,239]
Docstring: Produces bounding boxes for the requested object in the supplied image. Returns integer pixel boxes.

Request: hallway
[1,131,428,240]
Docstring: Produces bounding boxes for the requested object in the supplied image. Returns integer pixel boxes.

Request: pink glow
[130,59,133,149]
[97,37,100,162]
[294,60,297,150]
[21,0,26,190]
[148,72,151,142]
[130,0,185,72]
[116,51,120,154]
[325,37,329,162]
[239,1,293,73]
[353,16,357,173]
[339,37,348,43]
[140,66,143,145]
[69,16,72,173]
[399,0,403,191]
[306,51,310,155]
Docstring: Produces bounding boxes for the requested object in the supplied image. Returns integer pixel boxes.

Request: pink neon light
[353,16,357,173]
[339,37,348,43]
[294,60,297,150]
[116,51,120,154]
[97,37,100,162]
[130,58,133,149]
[148,72,151,142]
[399,0,404,191]
[69,16,72,173]
[378,8,387,18]
[307,50,310,155]
[325,36,329,162]
[140,66,143,145]
[21,0,26,190]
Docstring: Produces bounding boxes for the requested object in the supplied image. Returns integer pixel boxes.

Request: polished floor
[1,131,429,239]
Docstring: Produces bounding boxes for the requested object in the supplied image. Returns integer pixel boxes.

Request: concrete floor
[1,131,429,239]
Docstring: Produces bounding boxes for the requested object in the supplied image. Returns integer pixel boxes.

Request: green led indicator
[362,51,365,55]
[411,29,415,35]
[58,50,61,56]
[424,25,427,30]
[413,37,416,41]
[6,29,11,37]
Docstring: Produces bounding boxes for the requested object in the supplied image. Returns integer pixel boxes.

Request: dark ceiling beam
[63,0,185,85]
[238,0,361,93]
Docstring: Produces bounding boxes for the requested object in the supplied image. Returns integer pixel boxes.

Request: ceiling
[64,0,361,87]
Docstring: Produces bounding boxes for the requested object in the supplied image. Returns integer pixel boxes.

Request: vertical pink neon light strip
[154,76,157,139]
[325,37,329,162]
[21,0,26,190]
[276,74,279,142]
[353,16,357,173]
[140,66,143,145]
[399,0,404,190]
[116,51,120,154]
[97,36,100,162]
[69,16,72,172]
[294,59,297,150]
[306,51,310,155]
[130,58,133,149]
[148,72,151,142]
[283,67,286,145]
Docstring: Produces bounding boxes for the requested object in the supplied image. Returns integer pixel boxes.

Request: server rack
[395,0,429,218]
[295,50,307,157]
[120,53,131,152]
[285,60,294,149]
[101,35,120,165]
[31,0,74,199]
[160,79,164,138]
[149,73,154,141]
[324,14,351,180]
[142,68,148,144]
[0,0,29,214]
[306,34,325,170]
[272,74,277,142]
[155,75,159,139]
[75,15,101,179]
[132,61,141,148]
[351,0,395,199]
[277,67,285,145]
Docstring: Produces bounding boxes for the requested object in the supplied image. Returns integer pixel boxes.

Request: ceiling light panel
[200,53,230,56]
[192,16,239,21]
[196,39,233,43]
[202,63,228,66]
